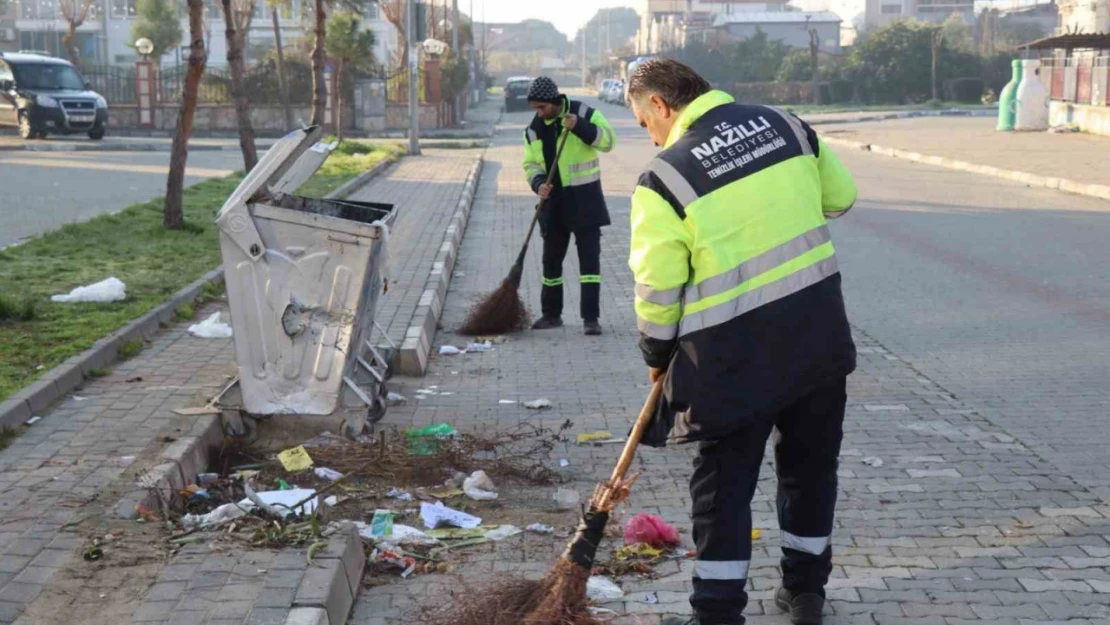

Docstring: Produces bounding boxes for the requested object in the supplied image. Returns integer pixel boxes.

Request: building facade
[713,10,842,52]
[634,0,793,54]
[1056,0,1110,33]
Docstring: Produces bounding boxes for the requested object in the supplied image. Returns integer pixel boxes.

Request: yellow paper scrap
[426,487,465,499]
[278,445,314,471]
[577,431,614,444]
[751,529,761,540]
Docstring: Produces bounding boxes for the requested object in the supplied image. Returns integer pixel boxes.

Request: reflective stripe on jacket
[629,90,857,445]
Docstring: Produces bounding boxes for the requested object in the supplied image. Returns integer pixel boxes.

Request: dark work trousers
[689,377,847,625]
[540,218,601,321]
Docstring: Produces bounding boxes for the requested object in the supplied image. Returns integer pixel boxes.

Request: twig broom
[459,127,572,336]
[422,380,666,625]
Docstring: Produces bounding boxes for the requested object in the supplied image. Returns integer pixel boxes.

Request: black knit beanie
[527,76,561,104]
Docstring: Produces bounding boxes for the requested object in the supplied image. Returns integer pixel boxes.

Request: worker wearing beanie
[521,76,615,336]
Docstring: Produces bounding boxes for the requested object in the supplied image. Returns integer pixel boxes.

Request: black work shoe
[774,588,824,625]
[583,320,602,335]
[531,316,563,330]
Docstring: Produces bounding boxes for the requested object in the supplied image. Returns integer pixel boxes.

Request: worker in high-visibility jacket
[522,76,615,336]
[626,60,858,625]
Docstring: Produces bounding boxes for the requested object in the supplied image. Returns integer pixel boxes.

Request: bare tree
[930,26,943,102]
[807,26,820,106]
[310,0,328,127]
[222,0,258,171]
[165,0,208,230]
[266,0,295,129]
[379,0,408,68]
[59,0,96,67]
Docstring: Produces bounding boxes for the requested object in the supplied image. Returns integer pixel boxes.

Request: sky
[469,0,639,37]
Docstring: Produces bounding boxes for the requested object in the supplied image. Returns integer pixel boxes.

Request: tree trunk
[809,29,820,105]
[224,0,258,171]
[310,0,327,128]
[335,58,344,141]
[270,6,294,130]
[165,0,207,230]
[931,36,940,101]
[63,21,80,66]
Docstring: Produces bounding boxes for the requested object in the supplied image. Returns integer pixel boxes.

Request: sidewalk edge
[0,158,396,430]
[398,158,484,376]
[822,136,1110,203]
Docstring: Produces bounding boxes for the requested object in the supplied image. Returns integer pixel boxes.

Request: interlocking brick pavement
[346,100,1110,624]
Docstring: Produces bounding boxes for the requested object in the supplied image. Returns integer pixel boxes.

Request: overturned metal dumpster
[214,126,395,438]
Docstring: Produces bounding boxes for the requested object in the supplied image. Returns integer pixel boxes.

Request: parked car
[504,76,534,113]
[0,52,108,140]
[597,78,617,102]
[606,80,626,106]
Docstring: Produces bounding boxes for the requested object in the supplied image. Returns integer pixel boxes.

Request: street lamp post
[408,0,420,155]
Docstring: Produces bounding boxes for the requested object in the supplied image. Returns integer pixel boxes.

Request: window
[880,3,902,13]
[20,0,60,19]
[110,0,137,19]
[364,1,378,19]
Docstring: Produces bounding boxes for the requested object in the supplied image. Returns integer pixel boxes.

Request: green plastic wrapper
[404,423,457,456]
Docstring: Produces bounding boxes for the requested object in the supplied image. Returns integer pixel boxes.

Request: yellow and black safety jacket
[630,90,858,445]
[522,95,614,232]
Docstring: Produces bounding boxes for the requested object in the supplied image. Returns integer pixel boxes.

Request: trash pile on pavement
[153,421,576,577]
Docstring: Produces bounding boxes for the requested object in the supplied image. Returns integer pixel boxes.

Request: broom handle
[517,127,573,260]
[598,379,665,509]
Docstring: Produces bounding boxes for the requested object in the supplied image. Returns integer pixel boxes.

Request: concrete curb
[398,157,484,376]
[804,108,994,127]
[823,136,1110,203]
[0,156,397,430]
[287,523,366,625]
[0,142,277,153]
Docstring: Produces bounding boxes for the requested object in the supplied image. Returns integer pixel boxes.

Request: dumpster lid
[216,126,336,261]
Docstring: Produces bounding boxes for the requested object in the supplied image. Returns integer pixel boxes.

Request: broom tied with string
[459,126,573,336]
[422,380,666,625]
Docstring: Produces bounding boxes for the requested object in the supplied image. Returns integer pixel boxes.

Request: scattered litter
[475,335,510,344]
[1048,123,1080,133]
[523,398,552,410]
[553,488,580,510]
[324,496,338,507]
[526,523,555,534]
[173,405,221,416]
[188,312,233,339]
[439,345,464,355]
[559,459,570,467]
[390,524,439,545]
[386,392,408,406]
[589,607,619,616]
[465,341,493,353]
[25,416,42,425]
[369,547,417,577]
[445,472,467,488]
[182,503,247,528]
[586,576,624,601]
[387,488,414,502]
[405,423,457,456]
[426,527,486,540]
[498,399,517,405]
[415,389,437,395]
[52,277,126,303]
[239,488,318,518]
[35,365,44,370]
[462,470,498,501]
[752,529,762,540]
[278,479,293,491]
[861,456,884,468]
[484,525,523,541]
[625,513,680,547]
[278,446,314,471]
[439,392,455,396]
[73,395,87,401]
[313,467,344,481]
[420,501,482,530]
[118,456,136,467]
[577,431,612,444]
[645,592,658,604]
[426,486,464,499]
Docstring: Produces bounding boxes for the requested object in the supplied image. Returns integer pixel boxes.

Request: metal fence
[1039,56,1109,107]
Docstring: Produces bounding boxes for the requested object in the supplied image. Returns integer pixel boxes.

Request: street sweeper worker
[626,59,858,625]
[522,76,615,336]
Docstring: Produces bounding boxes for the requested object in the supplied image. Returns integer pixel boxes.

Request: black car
[504,76,533,113]
[0,52,109,140]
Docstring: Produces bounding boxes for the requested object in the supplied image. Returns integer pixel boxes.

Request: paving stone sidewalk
[345,108,1110,624]
[816,116,1110,190]
[0,139,488,624]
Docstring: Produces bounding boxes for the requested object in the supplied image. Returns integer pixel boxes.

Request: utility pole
[468,0,475,99]
[452,0,459,52]
[581,27,587,88]
[408,0,421,155]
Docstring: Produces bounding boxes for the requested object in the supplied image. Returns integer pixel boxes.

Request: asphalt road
[578,95,1110,502]
[0,148,243,248]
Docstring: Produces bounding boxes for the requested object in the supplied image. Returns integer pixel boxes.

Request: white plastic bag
[188,312,233,338]
[51,277,126,303]
[586,576,624,601]
[462,470,498,501]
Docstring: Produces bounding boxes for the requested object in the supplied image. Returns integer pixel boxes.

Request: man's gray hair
[626,59,712,110]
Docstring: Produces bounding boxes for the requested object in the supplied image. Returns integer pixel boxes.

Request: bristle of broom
[419,559,600,625]
[458,268,531,336]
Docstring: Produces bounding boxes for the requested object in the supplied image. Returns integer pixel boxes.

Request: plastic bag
[624,513,680,547]
[405,423,457,456]
[51,277,126,303]
[462,470,498,501]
